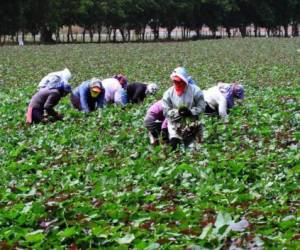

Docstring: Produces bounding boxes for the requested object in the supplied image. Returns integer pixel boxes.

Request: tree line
[1,0,300,44]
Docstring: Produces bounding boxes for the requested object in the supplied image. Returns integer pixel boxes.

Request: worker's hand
[178,106,192,117]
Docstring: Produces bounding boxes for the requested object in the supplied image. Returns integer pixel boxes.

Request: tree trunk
[107,26,112,42]
[40,26,54,43]
[181,27,185,39]
[211,28,216,38]
[97,25,102,43]
[167,27,172,40]
[284,25,289,37]
[67,25,74,42]
[142,26,146,41]
[196,29,200,38]
[127,29,131,42]
[70,27,74,41]
[0,35,5,45]
[226,26,231,38]
[67,27,70,42]
[89,30,94,42]
[153,27,159,40]
[254,25,258,37]
[55,29,60,42]
[113,29,117,42]
[82,28,86,43]
[22,31,25,43]
[239,25,246,38]
[119,29,125,42]
[292,22,299,36]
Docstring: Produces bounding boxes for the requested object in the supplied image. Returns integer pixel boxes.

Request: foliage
[1,0,300,42]
[0,38,299,249]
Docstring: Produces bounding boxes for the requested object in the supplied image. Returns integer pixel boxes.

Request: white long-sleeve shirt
[101,78,127,106]
[203,85,228,117]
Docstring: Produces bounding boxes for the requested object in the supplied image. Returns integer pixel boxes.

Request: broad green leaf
[25,230,45,243]
[199,223,212,240]
[116,234,135,244]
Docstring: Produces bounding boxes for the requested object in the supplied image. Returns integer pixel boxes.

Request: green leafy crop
[0,38,299,249]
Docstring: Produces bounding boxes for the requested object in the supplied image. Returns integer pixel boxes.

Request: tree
[0,0,22,43]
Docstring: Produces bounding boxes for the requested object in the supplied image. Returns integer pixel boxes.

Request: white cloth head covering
[170,66,197,85]
[146,83,159,95]
[170,67,189,84]
[38,68,72,88]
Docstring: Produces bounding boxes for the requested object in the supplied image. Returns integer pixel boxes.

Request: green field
[0,39,299,249]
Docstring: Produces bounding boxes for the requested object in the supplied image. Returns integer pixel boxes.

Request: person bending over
[162,67,205,150]
[144,100,168,145]
[71,78,105,113]
[26,83,71,124]
[203,82,244,117]
[102,74,128,107]
[127,82,158,104]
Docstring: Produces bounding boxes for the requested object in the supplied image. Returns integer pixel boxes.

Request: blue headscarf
[221,84,244,108]
[171,67,196,85]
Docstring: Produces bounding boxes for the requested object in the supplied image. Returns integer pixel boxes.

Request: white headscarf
[146,83,159,95]
[38,68,72,88]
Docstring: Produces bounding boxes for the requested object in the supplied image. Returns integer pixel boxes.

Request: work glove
[178,106,192,117]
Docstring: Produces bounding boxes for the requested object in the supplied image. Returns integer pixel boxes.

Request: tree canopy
[0,0,299,43]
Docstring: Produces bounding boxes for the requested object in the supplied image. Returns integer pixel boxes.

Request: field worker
[102,74,128,106]
[38,68,72,89]
[127,82,158,103]
[71,78,105,113]
[144,100,168,145]
[26,83,71,124]
[162,68,205,150]
[172,67,196,85]
[203,82,244,117]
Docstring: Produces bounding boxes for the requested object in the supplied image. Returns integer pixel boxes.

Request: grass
[0,38,299,249]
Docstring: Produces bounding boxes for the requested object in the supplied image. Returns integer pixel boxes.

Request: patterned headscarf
[114,74,128,89]
[146,83,159,95]
[219,83,244,108]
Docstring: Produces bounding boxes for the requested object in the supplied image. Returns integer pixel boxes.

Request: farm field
[0,38,299,249]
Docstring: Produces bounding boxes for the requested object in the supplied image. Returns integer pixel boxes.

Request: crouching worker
[163,68,205,150]
[127,82,158,103]
[102,74,128,107]
[26,83,71,124]
[203,82,244,117]
[71,78,105,113]
[144,100,168,145]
